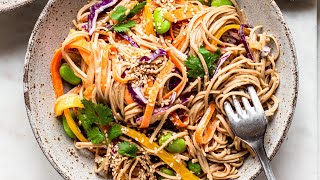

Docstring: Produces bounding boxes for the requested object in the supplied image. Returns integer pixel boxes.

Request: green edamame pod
[187,161,202,175]
[153,8,171,34]
[161,167,175,176]
[158,132,186,153]
[59,63,81,85]
[211,0,233,7]
[62,115,76,138]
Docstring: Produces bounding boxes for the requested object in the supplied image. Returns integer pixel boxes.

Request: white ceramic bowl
[23,0,298,179]
[0,0,34,12]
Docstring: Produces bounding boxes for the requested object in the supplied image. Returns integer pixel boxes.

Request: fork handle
[251,139,276,180]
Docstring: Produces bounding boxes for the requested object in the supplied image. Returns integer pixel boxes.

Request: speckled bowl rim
[0,0,34,13]
[23,0,298,179]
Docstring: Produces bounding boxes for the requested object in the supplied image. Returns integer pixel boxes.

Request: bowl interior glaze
[23,0,298,179]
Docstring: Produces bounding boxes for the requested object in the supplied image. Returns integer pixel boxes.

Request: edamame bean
[158,132,186,153]
[211,0,233,7]
[153,8,171,34]
[187,161,202,175]
[62,115,76,138]
[59,63,81,85]
[161,167,175,176]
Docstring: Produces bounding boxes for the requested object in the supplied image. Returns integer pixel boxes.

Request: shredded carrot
[172,33,186,48]
[100,45,109,93]
[83,84,95,100]
[144,0,155,36]
[171,112,189,128]
[140,60,175,128]
[123,126,200,180]
[110,47,135,83]
[163,51,186,99]
[65,38,91,64]
[169,23,175,40]
[50,48,64,98]
[124,87,135,105]
[163,5,200,22]
[195,103,216,144]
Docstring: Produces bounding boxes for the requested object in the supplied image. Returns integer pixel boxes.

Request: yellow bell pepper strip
[54,94,84,116]
[64,109,88,142]
[122,126,200,180]
[144,0,155,36]
[163,5,200,22]
[50,48,64,98]
[207,24,251,51]
[195,103,216,144]
[140,60,175,128]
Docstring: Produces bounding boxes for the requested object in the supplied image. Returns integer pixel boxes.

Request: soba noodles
[51,0,280,179]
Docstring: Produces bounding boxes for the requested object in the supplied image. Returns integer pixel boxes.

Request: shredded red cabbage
[168,68,181,90]
[139,49,167,63]
[135,96,191,123]
[213,52,231,77]
[127,83,148,106]
[239,24,254,60]
[118,33,139,48]
[88,0,118,35]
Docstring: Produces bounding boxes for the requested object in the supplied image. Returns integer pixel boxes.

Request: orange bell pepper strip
[123,126,200,180]
[144,0,155,36]
[171,112,189,128]
[195,103,216,144]
[163,51,186,99]
[50,48,64,98]
[163,5,200,22]
[140,60,175,128]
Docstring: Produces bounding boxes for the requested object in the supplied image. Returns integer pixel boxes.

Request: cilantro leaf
[126,1,146,20]
[108,124,123,140]
[198,47,221,75]
[110,5,127,22]
[87,126,105,144]
[185,55,205,78]
[113,20,137,32]
[78,99,114,126]
[118,141,138,158]
[77,99,114,144]
[185,48,221,78]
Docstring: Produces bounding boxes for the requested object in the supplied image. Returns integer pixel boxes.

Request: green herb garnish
[185,47,221,78]
[108,124,123,140]
[118,141,138,158]
[113,20,137,32]
[77,99,114,144]
[110,1,146,32]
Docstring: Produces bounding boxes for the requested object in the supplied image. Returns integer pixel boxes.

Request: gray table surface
[0,0,318,179]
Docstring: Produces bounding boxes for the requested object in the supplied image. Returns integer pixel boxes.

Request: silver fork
[224,86,276,180]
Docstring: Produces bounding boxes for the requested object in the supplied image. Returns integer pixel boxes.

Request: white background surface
[0,0,318,179]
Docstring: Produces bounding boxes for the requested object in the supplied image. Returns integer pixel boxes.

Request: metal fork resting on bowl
[224,86,276,180]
